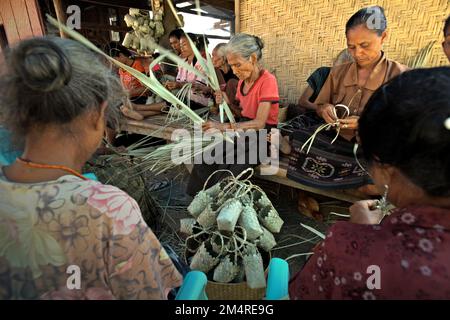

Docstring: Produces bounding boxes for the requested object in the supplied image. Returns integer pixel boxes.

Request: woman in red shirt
[110,43,148,104]
[289,67,450,300]
[186,33,279,196]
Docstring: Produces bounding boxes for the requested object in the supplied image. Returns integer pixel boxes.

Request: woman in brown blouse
[287,6,408,192]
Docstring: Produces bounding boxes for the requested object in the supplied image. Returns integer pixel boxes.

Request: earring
[375,184,390,215]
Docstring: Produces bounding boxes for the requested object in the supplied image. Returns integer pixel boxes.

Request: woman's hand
[349,200,384,225]
[339,116,359,130]
[318,104,338,124]
[120,105,144,121]
[165,81,179,90]
[202,120,227,132]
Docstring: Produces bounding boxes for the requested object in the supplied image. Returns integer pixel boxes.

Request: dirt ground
[146,166,351,279]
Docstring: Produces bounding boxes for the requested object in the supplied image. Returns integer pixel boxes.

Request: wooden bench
[121,114,187,141]
[122,116,365,203]
[254,156,365,203]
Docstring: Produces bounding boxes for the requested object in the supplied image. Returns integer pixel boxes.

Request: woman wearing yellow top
[287,6,408,193]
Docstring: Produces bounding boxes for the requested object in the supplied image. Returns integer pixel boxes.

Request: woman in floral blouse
[0,37,182,299]
[289,67,450,299]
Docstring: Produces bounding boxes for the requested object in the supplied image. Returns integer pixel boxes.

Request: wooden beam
[53,0,68,38]
[191,34,230,40]
[11,0,34,40]
[81,22,129,32]
[173,0,234,12]
[254,166,365,204]
[176,7,232,21]
[25,0,45,36]
[205,0,234,12]
[121,115,186,141]
[234,0,240,33]
[0,0,21,45]
[79,0,150,10]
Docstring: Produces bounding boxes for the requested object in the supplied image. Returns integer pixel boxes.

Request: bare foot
[120,106,144,121]
[297,191,321,220]
[280,136,292,155]
[358,184,382,196]
[267,132,292,155]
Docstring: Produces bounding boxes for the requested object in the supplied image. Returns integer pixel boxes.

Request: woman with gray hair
[0,37,182,299]
[187,33,280,196]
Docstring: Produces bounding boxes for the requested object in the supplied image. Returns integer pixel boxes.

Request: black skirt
[186,121,277,197]
[286,126,371,189]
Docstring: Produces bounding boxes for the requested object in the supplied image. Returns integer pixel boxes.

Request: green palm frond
[47,15,204,125]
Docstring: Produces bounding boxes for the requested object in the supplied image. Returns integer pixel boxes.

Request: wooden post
[52,0,67,38]
[161,0,180,48]
[25,0,45,37]
[0,0,20,44]
[234,0,240,34]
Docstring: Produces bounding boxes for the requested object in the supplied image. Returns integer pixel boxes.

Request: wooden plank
[234,0,240,33]
[79,0,150,10]
[0,0,21,45]
[124,112,363,203]
[255,169,364,203]
[81,22,130,32]
[25,0,45,36]
[202,0,234,12]
[121,115,186,141]
[53,0,68,38]
[254,162,365,204]
[10,0,34,40]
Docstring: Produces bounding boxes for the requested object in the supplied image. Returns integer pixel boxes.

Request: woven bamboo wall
[238,0,450,104]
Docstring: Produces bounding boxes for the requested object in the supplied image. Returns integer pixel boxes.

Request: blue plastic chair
[1,127,98,181]
[265,257,290,300]
[175,257,289,300]
[175,271,209,300]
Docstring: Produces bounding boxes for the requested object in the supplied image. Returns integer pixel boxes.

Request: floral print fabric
[289,206,450,299]
[0,169,182,299]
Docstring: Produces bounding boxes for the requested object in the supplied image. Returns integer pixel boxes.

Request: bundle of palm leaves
[48,14,235,175]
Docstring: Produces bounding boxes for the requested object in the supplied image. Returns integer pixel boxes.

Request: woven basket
[185,249,271,300]
[205,279,266,300]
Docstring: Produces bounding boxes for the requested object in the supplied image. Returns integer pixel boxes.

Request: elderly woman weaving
[186,33,280,196]
[287,6,408,193]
